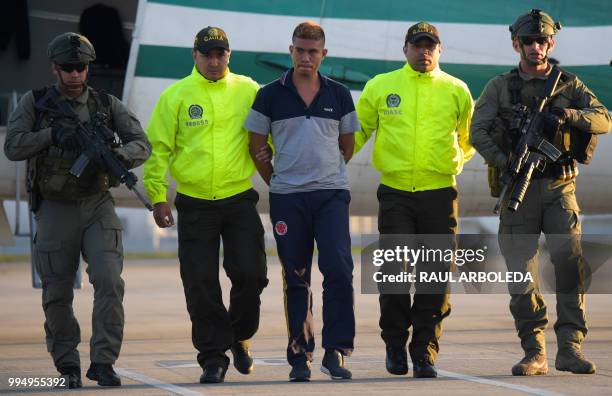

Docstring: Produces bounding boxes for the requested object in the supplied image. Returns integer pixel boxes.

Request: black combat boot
[58,366,82,389]
[385,345,408,375]
[231,340,254,374]
[199,364,228,383]
[413,355,437,378]
[86,363,121,386]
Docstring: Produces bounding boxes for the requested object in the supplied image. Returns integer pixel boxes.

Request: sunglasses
[519,36,549,46]
[58,63,87,73]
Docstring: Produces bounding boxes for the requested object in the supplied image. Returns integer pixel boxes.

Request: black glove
[112,147,133,168]
[540,109,567,138]
[550,107,568,123]
[555,155,579,182]
[51,127,80,150]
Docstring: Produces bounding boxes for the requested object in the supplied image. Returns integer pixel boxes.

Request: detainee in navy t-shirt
[245,21,359,382]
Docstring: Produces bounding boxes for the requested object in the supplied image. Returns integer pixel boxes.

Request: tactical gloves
[541,107,567,138]
[556,156,579,182]
[52,127,80,150]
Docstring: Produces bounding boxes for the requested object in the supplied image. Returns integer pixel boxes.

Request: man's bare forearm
[249,132,273,185]
[339,133,355,163]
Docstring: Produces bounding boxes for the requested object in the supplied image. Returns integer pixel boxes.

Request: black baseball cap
[194,26,229,53]
[405,22,441,44]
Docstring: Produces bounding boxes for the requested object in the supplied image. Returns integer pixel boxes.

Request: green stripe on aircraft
[149,0,612,26]
[135,45,612,106]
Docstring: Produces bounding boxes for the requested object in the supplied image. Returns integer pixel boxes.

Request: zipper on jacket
[411,76,420,191]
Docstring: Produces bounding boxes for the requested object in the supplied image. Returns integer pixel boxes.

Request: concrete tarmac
[1,257,611,395]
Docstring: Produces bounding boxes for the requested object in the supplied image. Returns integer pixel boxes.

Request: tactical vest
[487,66,595,197]
[30,86,117,202]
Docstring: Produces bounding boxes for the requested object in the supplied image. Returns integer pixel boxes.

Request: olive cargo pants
[34,192,125,372]
[499,178,587,354]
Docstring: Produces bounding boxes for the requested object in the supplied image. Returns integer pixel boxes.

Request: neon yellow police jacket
[355,63,475,192]
[144,66,259,204]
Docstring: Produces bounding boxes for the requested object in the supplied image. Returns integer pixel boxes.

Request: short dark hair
[292,21,325,44]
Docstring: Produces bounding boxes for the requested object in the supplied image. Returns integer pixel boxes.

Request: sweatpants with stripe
[270,189,355,366]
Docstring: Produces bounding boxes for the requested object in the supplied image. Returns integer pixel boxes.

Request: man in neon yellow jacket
[355,22,474,379]
[143,27,268,384]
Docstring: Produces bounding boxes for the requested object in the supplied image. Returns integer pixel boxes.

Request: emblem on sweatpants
[275,221,288,236]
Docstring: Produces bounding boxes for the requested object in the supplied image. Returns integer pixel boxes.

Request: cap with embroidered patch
[405,22,440,44]
[194,26,229,53]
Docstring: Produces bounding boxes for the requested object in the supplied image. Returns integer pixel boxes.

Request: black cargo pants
[175,189,268,369]
[377,184,457,363]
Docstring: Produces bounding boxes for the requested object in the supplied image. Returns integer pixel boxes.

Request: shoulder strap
[90,88,112,107]
[32,86,51,131]
[32,87,49,102]
[508,68,523,105]
[87,88,114,129]
[549,65,575,98]
[554,65,576,84]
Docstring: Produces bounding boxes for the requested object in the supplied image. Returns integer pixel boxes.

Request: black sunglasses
[520,36,549,46]
[58,63,87,73]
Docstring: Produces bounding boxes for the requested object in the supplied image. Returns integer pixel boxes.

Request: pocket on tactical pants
[560,194,580,212]
[34,239,63,276]
[555,195,581,232]
[100,217,124,252]
[35,239,79,353]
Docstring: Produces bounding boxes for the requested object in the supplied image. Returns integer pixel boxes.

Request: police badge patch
[188,104,203,119]
[386,94,401,108]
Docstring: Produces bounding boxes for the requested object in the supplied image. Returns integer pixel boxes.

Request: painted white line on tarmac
[438,369,567,396]
[145,358,564,396]
[116,368,206,396]
[159,358,286,369]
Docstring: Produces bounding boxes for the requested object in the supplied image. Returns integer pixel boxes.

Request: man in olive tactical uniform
[471,10,611,376]
[4,33,151,388]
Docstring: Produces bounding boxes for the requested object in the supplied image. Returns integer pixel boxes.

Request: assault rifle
[36,87,153,211]
[493,67,563,214]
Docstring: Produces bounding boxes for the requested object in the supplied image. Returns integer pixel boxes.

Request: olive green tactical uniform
[471,66,611,355]
[4,85,151,371]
